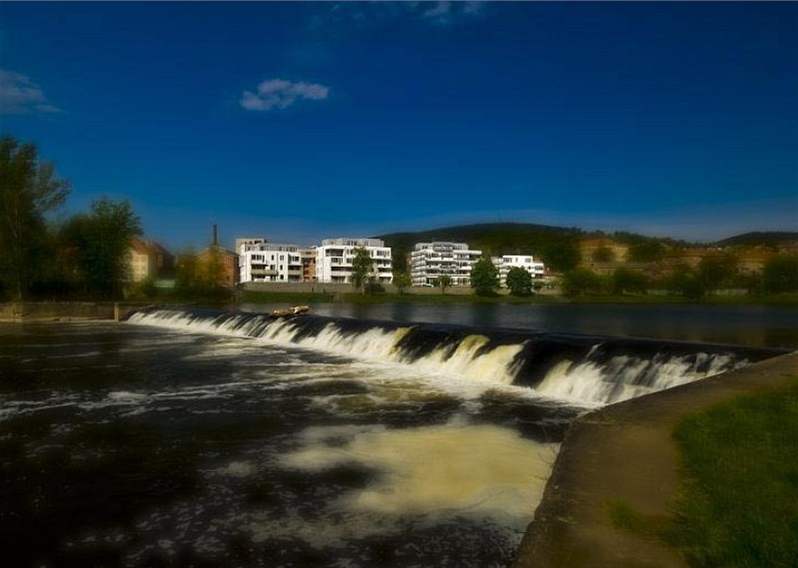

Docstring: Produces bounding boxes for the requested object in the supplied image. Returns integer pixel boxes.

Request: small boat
[271,305,311,317]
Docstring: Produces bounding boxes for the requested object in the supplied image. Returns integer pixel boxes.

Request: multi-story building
[491,255,545,288]
[410,242,482,286]
[315,238,393,284]
[128,237,174,282]
[238,242,305,283]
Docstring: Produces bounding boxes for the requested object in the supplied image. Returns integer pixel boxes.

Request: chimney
[212,224,218,247]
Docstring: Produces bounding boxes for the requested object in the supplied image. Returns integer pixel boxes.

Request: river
[0,303,793,567]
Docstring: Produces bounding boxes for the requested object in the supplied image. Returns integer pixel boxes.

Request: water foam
[127,308,758,407]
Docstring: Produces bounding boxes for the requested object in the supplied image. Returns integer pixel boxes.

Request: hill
[377,222,582,257]
[715,231,798,247]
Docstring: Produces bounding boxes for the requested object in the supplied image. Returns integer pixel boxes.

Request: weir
[126,307,785,406]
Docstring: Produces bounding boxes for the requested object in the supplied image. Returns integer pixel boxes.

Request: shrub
[763,254,798,294]
[562,269,604,296]
[506,267,533,296]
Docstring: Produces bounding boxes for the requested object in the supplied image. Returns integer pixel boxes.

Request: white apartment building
[410,242,483,287]
[238,241,315,283]
[316,238,393,284]
[491,255,546,287]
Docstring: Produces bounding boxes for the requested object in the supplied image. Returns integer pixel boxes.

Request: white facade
[491,255,545,288]
[239,241,313,283]
[410,242,482,287]
[316,238,393,284]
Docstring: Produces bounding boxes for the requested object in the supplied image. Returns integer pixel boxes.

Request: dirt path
[514,350,798,568]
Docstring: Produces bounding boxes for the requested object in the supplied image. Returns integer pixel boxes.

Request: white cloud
[0,69,60,115]
[240,78,329,112]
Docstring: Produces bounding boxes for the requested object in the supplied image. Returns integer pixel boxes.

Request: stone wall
[0,302,141,322]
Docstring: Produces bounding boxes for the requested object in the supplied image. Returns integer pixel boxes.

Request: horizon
[2,2,797,248]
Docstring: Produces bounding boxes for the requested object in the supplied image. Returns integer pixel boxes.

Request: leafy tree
[470,257,499,296]
[61,198,141,298]
[351,247,374,293]
[506,266,533,296]
[561,269,605,297]
[612,267,648,295]
[0,136,71,299]
[763,255,798,294]
[393,271,411,294]
[698,253,738,293]
[201,246,224,289]
[667,265,705,300]
[436,274,452,294]
[541,241,581,273]
[628,240,666,263]
[592,246,615,263]
[175,249,200,295]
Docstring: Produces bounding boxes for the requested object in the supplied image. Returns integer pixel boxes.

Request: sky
[1,1,796,248]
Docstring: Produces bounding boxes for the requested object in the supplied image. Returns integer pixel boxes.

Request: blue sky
[1,1,796,248]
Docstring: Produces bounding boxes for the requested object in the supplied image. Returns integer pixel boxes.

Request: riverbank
[514,350,798,568]
[239,290,798,306]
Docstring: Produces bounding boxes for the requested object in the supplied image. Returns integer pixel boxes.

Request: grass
[606,380,798,567]
[665,378,798,568]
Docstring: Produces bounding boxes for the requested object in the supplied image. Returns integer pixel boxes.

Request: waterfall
[126,308,781,407]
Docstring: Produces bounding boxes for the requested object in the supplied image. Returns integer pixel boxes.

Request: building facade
[315,238,393,284]
[491,255,545,288]
[197,246,239,287]
[410,242,482,286]
[238,242,308,283]
[128,238,174,283]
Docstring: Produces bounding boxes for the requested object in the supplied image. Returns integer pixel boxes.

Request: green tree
[201,246,224,290]
[175,249,200,296]
[698,253,738,293]
[628,240,666,263]
[506,266,533,296]
[592,246,615,263]
[393,271,411,294]
[351,247,374,293]
[61,198,141,298]
[667,265,705,300]
[612,267,648,295]
[0,136,71,299]
[470,257,499,296]
[561,269,605,297]
[763,255,798,294]
[541,241,581,273]
[437,274,452,294]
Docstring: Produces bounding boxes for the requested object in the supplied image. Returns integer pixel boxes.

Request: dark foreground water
[0,321,578,568]
[1,304,793,567]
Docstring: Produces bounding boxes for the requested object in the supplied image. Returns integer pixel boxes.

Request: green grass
[667,379,798,567]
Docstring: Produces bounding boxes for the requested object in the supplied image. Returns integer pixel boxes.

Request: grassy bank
[666,379,798,567]
[604,377,798,568]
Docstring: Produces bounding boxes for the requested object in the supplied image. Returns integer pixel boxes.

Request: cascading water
[126,307,781,406]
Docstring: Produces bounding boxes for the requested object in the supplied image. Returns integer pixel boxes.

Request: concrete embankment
[0,302,142,322]
[515,350,798,568]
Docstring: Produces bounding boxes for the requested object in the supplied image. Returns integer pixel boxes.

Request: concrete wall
[241,281,485,295]
[0,302,141,322]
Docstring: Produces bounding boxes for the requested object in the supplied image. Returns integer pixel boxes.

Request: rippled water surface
[0,322,578,567]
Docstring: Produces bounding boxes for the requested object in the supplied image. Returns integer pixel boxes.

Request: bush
[562,269,605,296]
[667,267,705,300]
[763,254,798,294]
[698,253,738,293]
[592,246,615,263]
[506,266,533,296]
[612,267,648,295]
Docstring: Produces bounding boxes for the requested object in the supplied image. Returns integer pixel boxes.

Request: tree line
[561,253,798,298]
[1,136,141,300]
